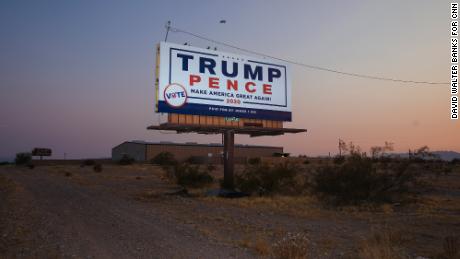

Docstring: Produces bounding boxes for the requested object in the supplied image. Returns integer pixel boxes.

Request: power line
[169,26,448,86]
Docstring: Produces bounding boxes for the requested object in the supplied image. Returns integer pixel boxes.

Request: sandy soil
[1,164,459,258]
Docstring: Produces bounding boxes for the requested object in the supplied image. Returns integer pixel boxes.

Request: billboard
[156,42,292,121]
[31,148,52,157]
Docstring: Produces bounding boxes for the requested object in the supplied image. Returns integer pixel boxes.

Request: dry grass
[254,238,271,256]
[133,189,162,201]
[272,232,310,259]
[381,204,394,214]
[238,236,271,256]
[202,195,326,219]
[416,194,460,216]
[358,226,408,259]
[441,235,460,259]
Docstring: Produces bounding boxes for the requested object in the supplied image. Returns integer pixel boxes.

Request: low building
[111,141,283,163]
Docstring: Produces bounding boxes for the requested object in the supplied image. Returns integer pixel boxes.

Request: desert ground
[1,161,459,258]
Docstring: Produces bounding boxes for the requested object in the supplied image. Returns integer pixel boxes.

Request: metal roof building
[111,141,283,163]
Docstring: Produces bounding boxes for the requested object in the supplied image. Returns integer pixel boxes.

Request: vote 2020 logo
[164,83,187,108]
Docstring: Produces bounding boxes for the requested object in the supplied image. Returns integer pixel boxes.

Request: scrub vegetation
[311,154,417,205]
[1,143,459,258]
[235,162,302,195]
[118,155,135,165]
[14,152,31,165]
[165,163,213,188]
[235,142,454,208]
[150,152,177,166]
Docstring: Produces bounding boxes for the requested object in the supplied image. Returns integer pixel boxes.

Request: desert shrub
[186,156,206,164]
[444,166,453,175]
[303,159,310,165]
[93,164,102,172]
[82,159,96,166]
[333,155,345,165]
[442,235,459,259]
[0,161,9,166]
[450,158,460,165]
[169,164,213,188]
[151,152,176,166]
[358,227,408,259]
[312,155,416,205]
[235,162,299,195]
[27,163,35,169]
[206,164,216,172]
[272,232,309,259]
[118,154,134,165]
[15,152,32,165]
[247,157,261,165]
[253,239,271,256]
[375,156,393,164]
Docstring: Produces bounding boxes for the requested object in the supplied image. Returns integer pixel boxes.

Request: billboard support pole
[223,130,235,190]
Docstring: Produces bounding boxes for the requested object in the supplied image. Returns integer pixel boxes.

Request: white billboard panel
[156,41,292,121]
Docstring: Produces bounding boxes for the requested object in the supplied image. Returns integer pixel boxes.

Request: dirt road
[0,166,251,258]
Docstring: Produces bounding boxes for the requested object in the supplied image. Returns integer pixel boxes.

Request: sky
[0,0,457,160]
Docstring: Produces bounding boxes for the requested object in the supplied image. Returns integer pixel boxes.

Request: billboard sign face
[156,42,292,121]
[31,148,52,157]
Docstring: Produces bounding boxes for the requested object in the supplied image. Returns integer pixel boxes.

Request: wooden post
[223,130,235,190]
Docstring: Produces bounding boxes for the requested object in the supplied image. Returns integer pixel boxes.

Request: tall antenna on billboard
[164,21,171,42]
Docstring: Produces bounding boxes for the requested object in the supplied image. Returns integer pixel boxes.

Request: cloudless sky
[0,0,457,160]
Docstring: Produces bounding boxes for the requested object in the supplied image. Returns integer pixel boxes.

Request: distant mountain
[390,151,460,161]
[431,151,460,161]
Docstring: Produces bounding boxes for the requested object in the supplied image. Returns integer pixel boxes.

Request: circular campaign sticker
[163,83,187,108]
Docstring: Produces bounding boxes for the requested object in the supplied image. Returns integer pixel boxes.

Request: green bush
[247,157,261,165]
[151,152,177,166]
[15,153,32,165]
[235,163,299,195]
[118,155,135,165]
[93,164,103,172]
[312,155,416,205]
[169,164,213,188]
